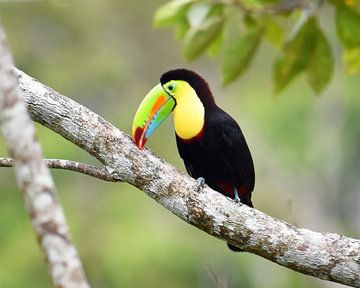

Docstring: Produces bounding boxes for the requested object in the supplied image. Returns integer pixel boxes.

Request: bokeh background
[0,1,359,287]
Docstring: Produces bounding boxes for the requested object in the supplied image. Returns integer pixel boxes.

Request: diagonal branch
[0,157,119,181]
[14,68,360,287]
[0,25,90,288]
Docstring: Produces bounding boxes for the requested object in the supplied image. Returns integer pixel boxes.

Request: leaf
[335,4,360,48]
[183,16,224,61]
[206,5,224,58]
[273,18,317,95]
[187,3,223,28]
[239,0,278,8]
[187,3,211,28]
[307,27,334,94]
[207,29,223,58]
[153,0,194,27]
[262,17,284,48]
[243,14,257,28]
[221,27,262,85]
[207,3,223,18]
[175,18,190,40]
[343,47,360,75]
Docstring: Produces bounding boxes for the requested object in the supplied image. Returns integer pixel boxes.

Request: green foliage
[273,18,317,94]
[222,26,262,85]
[154,0,360,95]
[154,0,194,27]
[307,23,334,94]
[273,18,334,94]
[335,3,360,75]
[262,17,284,47]
[335,4,360,48]
[183,15,223,60]
[343,47,360,75]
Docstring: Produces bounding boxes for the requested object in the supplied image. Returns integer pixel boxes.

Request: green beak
[132,84,176,149]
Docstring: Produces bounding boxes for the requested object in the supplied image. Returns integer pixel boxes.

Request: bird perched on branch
[132,69,255,251]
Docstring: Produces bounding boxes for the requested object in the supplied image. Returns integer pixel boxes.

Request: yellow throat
[172,81,205,140]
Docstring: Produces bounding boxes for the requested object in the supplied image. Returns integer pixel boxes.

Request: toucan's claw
[234,187,241,203]
[196,177,205,192]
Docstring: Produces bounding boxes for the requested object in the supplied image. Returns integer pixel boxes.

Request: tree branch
[14,67,360,287]
[0,25,90,288]
[0,157,119,182]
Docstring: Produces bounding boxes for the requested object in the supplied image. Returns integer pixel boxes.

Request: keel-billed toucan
[132,69,255,251]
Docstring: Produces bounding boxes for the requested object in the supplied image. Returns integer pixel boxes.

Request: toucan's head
[132,69,215,149]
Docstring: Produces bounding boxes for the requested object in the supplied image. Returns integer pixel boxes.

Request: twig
[0,157,119,182]
[0,24,90,288]
[286,0,323,42]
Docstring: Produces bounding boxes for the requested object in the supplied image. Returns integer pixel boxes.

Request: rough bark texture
[0,26,90,288]
[13,68,360,287]
[0,157,117,181]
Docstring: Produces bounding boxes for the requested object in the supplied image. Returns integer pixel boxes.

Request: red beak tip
[133,138,145,149]
[133,127,147,149]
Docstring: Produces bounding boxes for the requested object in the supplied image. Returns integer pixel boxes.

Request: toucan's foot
[196,177,205,192]
[233,187,240,203]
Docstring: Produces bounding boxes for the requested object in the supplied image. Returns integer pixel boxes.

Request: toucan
[132,69,255,251]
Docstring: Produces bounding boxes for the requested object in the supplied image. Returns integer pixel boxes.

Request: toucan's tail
[240,194,253,208]
[227,243,244,252]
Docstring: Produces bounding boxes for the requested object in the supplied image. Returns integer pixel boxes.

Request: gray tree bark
[11,68,360,287]
[0,157,116,181]
[0,25,90,288]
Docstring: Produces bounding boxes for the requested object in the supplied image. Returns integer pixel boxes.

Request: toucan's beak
[132,84,176,149]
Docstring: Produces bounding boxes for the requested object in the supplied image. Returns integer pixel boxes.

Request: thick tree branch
[0,157,118,181]
[14,68,360,287]
[0,26,90,287]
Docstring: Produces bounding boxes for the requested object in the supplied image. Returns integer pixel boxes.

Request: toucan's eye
[167,84,175,92]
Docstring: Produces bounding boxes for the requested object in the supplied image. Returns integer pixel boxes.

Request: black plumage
[161,69,255,252]
[176,107,255,207]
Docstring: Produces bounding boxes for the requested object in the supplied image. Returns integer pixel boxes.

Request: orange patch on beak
[151,95,166,116]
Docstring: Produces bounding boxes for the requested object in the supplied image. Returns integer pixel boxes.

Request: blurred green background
[0,1,359,287]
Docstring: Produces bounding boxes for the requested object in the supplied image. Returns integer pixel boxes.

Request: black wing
[204,109,255,193]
